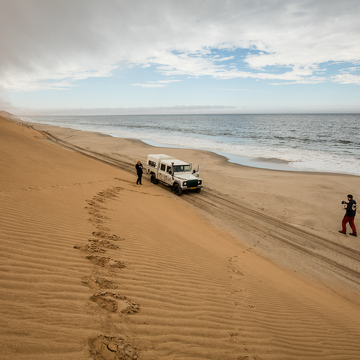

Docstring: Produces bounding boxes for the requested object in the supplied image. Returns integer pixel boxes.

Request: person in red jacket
[339,194,357,236]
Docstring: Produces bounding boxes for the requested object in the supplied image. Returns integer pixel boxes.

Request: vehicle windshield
[173,165,191,173]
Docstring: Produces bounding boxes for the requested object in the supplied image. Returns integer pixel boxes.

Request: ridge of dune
[1,115,360,359]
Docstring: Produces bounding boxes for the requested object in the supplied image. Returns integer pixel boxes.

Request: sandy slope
[1,115,360,360]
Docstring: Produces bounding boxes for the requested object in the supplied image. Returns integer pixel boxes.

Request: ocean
[24,114,360,176]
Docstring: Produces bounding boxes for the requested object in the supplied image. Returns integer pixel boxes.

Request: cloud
[132,83,167,88]
[331,74,360,85]
[131,79,182,88]
[1,0,360,91]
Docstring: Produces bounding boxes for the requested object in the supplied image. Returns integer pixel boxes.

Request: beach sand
[1,114,360,360]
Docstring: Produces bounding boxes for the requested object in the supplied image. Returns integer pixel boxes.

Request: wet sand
[1,114,360,359]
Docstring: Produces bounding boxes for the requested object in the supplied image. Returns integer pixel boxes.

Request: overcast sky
[1,0,360,115]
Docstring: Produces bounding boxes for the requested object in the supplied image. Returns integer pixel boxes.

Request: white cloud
[339,66,360,73]
[331,74,360,85]
[132,83,166,88]
[132,79,182,87]
[1,0,360,92]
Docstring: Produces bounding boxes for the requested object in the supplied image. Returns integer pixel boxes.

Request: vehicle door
[166,166,173,184]
[158,163,167,182]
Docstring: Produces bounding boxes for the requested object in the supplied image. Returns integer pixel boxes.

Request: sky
[1,0,360,115]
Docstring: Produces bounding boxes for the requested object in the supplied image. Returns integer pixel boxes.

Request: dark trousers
[342,215,357,234]
[136,174,142,184]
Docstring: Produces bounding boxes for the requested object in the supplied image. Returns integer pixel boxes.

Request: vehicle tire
[173,183,182,196]
[151,174,158,184]
[195,187,201,193]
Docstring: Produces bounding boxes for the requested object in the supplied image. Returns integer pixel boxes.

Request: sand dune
[1,115,360,359]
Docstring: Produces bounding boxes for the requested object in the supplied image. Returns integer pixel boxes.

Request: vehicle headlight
[198,180,202,185]
[183,181,187,186]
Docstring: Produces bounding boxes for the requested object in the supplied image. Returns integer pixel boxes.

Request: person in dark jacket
[339,194,357,236]
[135,160,143,185]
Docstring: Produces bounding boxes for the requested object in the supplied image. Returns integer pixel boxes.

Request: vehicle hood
[174,173,200,181]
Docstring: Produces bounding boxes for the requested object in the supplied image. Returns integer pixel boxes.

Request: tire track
[184,189,360,285]
[33,126,135,173]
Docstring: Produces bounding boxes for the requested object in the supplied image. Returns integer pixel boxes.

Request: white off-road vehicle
[146,154,203,196]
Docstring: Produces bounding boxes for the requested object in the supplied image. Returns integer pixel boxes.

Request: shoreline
[2,113,360,359]
[19,116,360,179]
[14,115,304,174]
[19,114,360,177]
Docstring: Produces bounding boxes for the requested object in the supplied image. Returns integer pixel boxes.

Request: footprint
[92,231,124,241]
[95,187,122,201]
[88,334,139,360]
[90,293,118,313]
[88,217,104,224]
[88,211,109,220]
[74,244,106,253]
[95,225,110,232]
[228,257,244,280]
[85,200,106,209]
[81,276,118,290]
[90,291,140,314]
[86,255,126,269]
[88,239,120,250]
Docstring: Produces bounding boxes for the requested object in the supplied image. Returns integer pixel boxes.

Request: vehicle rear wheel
[173,183,182,196]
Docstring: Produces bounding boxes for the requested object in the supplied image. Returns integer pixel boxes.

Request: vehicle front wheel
[151,174,158,184]
[173,183,183,196]
[195,187,201,193]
